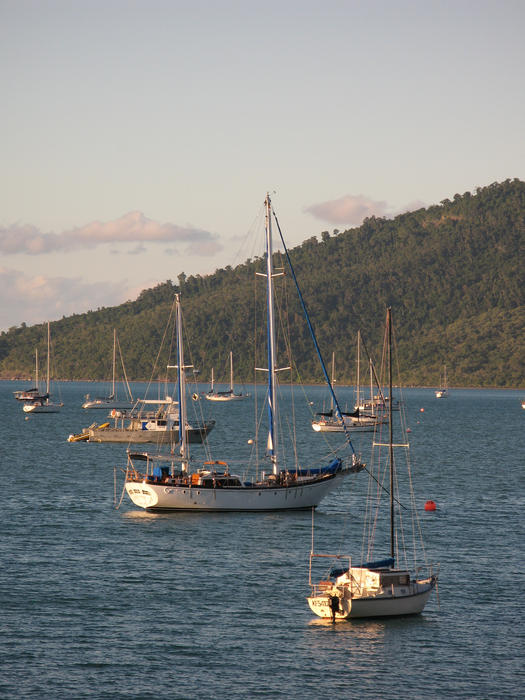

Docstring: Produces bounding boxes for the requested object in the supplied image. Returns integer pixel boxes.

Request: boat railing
[308,552,351,590]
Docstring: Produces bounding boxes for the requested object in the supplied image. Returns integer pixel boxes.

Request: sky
[1,0,523,331]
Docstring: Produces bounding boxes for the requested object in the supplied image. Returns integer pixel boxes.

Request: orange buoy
[424,500,437,511]
[420,408,425,412]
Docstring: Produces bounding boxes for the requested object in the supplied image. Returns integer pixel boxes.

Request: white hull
[312,417,385,433]
[435,390,448,399]
[88,424,213,443]
[82,399,134,410]
[307,580,435,619]
[23,402,62,413]
[125,471,347,511]
[205,393,246,402]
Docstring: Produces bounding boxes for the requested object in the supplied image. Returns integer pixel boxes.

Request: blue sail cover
[292,458,342,477]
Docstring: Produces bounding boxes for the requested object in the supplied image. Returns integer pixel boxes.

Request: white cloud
[304,195,391,226]
[0,211,222,257]
[304,194,430,227]
[0,266,142,330]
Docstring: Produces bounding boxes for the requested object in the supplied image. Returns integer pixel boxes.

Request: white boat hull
[205,393,246,402]
[125,471,347,511]
[88,424,213,443]
[82,399,134,410]
[312,418,384,433]
[23,402,62,413]
[307,579,436,619]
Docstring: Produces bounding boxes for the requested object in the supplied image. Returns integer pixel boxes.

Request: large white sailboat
[23,322,63,414]
[123,194,364,512]
[82,329,134,410]
[308,308,438,619]
[205,351,248,401]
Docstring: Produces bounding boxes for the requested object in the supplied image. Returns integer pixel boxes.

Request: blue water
[1,380,524,699]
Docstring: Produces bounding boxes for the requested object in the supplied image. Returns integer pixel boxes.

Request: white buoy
[247,438,253,444]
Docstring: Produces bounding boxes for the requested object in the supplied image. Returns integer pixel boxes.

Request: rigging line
[274,211,410,511]
[359,332,386,403]
[271,209,357,458]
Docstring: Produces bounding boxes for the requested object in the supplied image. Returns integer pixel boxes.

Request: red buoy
[424,500,437,511]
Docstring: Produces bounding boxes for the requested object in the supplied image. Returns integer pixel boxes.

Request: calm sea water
[1,380,524,699]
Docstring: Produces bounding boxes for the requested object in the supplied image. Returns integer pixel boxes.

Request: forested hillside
[1,179,523,388]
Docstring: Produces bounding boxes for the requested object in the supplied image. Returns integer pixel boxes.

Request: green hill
[1,179,523,388]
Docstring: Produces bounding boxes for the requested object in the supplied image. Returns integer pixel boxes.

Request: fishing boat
[123,194,364,512]
[82,329,134,409]
[307,308,438,619]
[312,334,387,433]
[435,365,448,399]
[205,351,248,401]
[23,322,63,413]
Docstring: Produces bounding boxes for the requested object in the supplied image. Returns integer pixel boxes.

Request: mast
[167,294,193,474]
[46,321,50,396]
[112,328,117,397]
[356,330,361,409]
[330,352,335,411]
[265,193,279,475]
[387,308,395,560]
[35,348,39,392]
[229,351,234,393]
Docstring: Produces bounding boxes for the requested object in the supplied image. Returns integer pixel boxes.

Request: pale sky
[1,0,523,330]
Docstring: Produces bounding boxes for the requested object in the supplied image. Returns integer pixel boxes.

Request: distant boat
[123,194,364,512]
[84,397,214,444]
[521,399,525,410]
[312,334,387,433]
[308,308,439,620]
[435,365,449,399]
[23,322,63,413]
[205,352,249,401]
[13,383,41,403]
[82,329,134,410]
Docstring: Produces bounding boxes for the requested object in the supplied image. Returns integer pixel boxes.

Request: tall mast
[177,294,188,472]
[356,330,361,409]
[330,352,335,411]
[112,328,117,397]
[387,307,395,560]
[167,294,193,473]
[46,321,50,395]
[229,351,234,393]
[35,348,39,391]
[265,193,279,475]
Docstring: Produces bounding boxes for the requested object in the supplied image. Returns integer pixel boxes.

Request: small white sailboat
[308,308,438,619]
[23,322,63,413]
[205,352,249,401]
[312,334,387,433]
[123,194,364,512]
[82,329,134,410]
[435,365,448,398]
